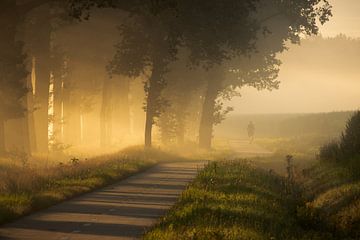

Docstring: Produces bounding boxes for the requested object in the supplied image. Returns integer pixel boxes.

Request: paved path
[0,161,204,240]
[215,139,273,157]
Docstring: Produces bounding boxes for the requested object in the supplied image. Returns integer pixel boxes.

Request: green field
[215,112,353,140]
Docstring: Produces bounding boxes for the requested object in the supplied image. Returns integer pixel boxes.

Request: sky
[231,0,360,114]
[321,0,360,38]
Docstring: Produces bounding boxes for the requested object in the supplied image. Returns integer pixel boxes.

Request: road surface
[214,138,273,157]
[0,161,204,240]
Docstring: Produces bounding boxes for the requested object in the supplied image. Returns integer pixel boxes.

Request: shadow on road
[0,161,205,240]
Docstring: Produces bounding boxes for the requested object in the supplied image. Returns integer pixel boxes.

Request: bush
[319,141,341,162]
[319,111,360,164]
[340,111,360,158]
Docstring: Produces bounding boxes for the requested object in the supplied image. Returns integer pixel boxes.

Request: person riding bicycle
[247,121,255,143]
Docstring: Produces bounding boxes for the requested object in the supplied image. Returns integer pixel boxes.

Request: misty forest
[0,1,360,239]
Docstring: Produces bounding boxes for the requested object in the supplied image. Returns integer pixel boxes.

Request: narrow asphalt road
[0,161,205,240]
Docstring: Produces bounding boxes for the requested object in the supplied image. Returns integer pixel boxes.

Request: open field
[214,111,353,157]
[215,112,353,140]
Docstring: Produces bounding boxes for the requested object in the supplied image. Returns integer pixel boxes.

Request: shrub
[319,141,341,162]
[340,111,360,158]
[319,111,360,163]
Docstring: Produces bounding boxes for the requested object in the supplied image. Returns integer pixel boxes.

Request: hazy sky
[232,0,360,114]
[321,0,360,38]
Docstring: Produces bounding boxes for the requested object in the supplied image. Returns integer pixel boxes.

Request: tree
[25,4,54,153]
[195,0,331,149]
[157,50,206,146]
[198,50,281,148]
[109,14,177,147]
[1,0,330,151]
[0,1,29,155]
[109,0,331,148]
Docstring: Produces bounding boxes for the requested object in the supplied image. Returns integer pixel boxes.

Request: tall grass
[299,162,360,238]
[144,160,333,240]
[319,111,360,167]
[0,146,180,225]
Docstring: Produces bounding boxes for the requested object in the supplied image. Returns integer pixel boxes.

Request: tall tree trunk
[31,6,52,153]
[53,77,61,142]
[111,76,131,140]
[28,57,38,153]
[144,63,163,148]
[144,96,153,148]
[22,71,37,155]
[0,1,20,156]
[198,79,221,149]
[100,77,112,147]
[17,13,34,155]
[67,102,81,146]
[34,51,51,153]
[118,77,130,135]
[175,92,192,146]
[0,117,5,156]
[177,121,185,145]
[61,61,70,143]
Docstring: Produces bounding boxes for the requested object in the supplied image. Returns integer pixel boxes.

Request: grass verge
[299,161,360,239]
[144,160,333,240]
[0,146,180,225]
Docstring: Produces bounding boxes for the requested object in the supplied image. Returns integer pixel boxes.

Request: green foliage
[158,110,178,145]
[319,141,341,162]
[340,111,360,158]
[300,162,360,238]
[213,100,234,126]
[319,111,360,164]
[0,41,28,120]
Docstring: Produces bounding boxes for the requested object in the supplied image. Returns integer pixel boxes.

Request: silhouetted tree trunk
[0,116,5,156]
[24,112,37,154]
[174,92,193,146]
[67,101,82,146]
[144,96,154,148]
[22,74,37,155]
[176,119,185,145]
[53,66,64,143]
[111,76,131,139]
[34,56,51,152]
[199,77,221,149]
[31,5,52,153]
[0,1,27,155]
[27,57,38,153]
[61,62,70,143]
[118,77,130,135]
[100,77,112,146]
[144,63,164,148]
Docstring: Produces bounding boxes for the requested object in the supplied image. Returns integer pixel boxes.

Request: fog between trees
[0,0,331,156]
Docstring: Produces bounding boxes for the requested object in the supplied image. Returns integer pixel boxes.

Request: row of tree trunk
[0,2,222,156]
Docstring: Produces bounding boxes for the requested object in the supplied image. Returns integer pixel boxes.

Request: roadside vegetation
[144,160,334,240]
[299,161,360,239]
[145,112,360,239]
[0,146,181,225]
[298,111,360,239]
